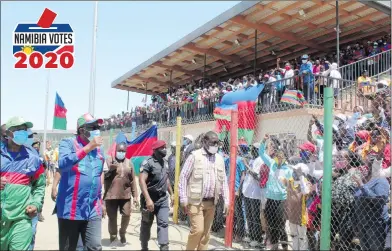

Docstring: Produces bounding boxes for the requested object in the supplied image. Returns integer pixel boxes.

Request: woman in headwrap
[348,130,370,155]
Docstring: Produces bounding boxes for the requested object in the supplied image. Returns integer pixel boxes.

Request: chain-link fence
[162,68,391,250]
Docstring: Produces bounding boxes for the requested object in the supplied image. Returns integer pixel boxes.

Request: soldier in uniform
[139,140,173,251]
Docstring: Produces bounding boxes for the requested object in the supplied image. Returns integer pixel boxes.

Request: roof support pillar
[336,0,340,66]
[254,29,257,76]
[145,82,148,106]
[203,53,207,88]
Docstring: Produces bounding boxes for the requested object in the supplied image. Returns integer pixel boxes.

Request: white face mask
[207,146,218,154]
[116,151,126,160]
[302,59,307,64]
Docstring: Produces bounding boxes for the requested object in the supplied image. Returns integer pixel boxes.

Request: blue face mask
[12,130,29,145]
[116,151,126,160]
[25,138,34,146]
[300,151,310,162]
[88,130,101,141]
[353,112,361,119]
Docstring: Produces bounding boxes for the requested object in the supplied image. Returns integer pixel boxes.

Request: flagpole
[43,70,50,152]
[88,1,98,116]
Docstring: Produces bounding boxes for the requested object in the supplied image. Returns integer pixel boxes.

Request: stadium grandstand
[107,0,391,140]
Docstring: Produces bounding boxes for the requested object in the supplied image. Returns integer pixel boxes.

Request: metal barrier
[338,49,391,81]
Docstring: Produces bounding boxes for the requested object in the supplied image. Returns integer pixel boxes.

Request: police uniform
[139,156,170,251]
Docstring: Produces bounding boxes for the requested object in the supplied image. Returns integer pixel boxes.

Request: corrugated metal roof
[112,1,391,94]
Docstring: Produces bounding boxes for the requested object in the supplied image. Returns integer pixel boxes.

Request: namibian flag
[280,89,307,107]
[108,125,158,176]
[53,92,67,130]
[213,84,264,145]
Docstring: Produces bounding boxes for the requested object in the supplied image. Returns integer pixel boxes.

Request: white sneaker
[110,239,118,249]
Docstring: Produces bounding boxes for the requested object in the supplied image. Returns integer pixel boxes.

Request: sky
[1,1,240,130]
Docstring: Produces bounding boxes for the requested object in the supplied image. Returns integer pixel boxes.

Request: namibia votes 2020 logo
[13,8,74,69]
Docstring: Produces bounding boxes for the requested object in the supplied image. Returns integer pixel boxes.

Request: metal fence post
[320,87,334,250]
[224,109,238,248]
[173,116,182,224]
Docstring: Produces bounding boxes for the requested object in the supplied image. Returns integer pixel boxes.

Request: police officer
[139,140,173,251]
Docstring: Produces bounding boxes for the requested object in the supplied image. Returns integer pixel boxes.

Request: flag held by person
[213,84,264,144]
[53,92,67,130]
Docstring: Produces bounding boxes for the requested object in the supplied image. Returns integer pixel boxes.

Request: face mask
[207,146,218,154]
[12,130,29,146]
[183,139,189,146]
[155,149,167,158]
[302,59,307,64]
[374,46,378,49]
[88,129,101,141]
[300,151,310,162]
[116,151,126,160]
[25,138,34,146]
[353,112,361,119]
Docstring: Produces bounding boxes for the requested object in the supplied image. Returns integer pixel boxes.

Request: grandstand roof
[112,0,391,95]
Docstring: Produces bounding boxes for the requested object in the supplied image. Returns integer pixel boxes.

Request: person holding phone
[56,113,105,251]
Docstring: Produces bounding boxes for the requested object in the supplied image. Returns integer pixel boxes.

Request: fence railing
[338,49,391,81]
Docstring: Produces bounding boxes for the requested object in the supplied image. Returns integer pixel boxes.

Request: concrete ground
[34,186,235,250]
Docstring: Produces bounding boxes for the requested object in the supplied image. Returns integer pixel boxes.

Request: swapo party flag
[213,84,264,144]
[53,92,67,130]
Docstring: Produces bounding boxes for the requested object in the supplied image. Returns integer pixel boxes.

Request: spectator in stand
[328,63,342,107]
[299,54,314,103]
[312,60,321,75]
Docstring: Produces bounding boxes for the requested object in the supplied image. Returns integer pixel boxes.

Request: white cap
[171,141,176,147]
[184,134,194,142]
[252,142,260,149]
[292,163,310,176]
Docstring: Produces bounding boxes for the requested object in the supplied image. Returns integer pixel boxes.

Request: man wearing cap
[56,113,105,251]
[139,140,173,251]
[299,54,314,103]
[0,116,45,251]
[179,131,229,251]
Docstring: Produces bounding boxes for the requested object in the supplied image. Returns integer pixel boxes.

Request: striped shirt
[179,149,229,206]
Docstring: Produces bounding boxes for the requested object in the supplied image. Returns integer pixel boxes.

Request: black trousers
[244,197,263,243]
[264,199,287,247]
[233,194,246,239]
[58,218,102,251]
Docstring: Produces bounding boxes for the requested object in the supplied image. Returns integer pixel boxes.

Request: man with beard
[139,140,173,251]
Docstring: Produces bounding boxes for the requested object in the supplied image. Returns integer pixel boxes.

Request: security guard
[139,140,173,251]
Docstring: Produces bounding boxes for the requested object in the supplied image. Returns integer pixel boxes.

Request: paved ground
[34,186,232,250]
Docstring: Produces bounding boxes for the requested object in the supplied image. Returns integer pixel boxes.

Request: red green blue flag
[213,85,264,145]
[53,92,67,130]
[107,125,158,176]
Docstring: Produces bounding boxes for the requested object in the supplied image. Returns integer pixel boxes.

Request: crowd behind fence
[163,78,391,250]
[100,50,391,133]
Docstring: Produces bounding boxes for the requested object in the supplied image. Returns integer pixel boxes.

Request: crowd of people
[167,77,391,250]
[100,36,391,130]
[0,80,391,250]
